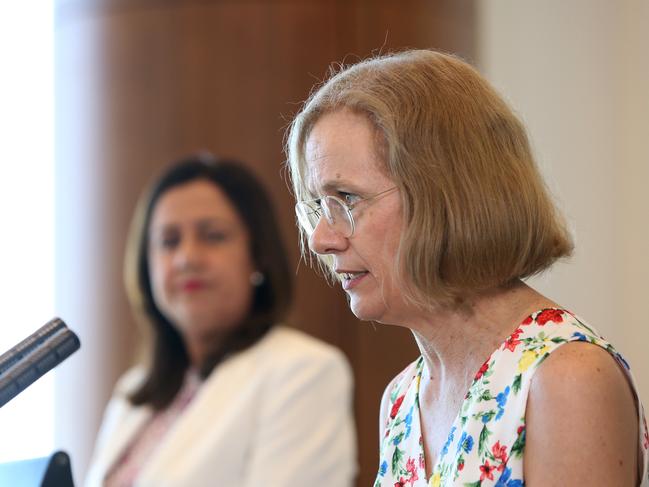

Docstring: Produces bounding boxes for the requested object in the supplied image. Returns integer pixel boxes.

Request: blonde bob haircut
[286,49,573,308]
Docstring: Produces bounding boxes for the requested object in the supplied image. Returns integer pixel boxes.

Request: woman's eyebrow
[196,217,233,227]
[151,216,230,231]
[320,179,364,194]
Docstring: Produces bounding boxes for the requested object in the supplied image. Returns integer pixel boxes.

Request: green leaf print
[483,365,494,380]
[391,446,404,476]
[512,373,522,393]
[511,427,525,458]
[479,389,493,401]
[537,353,550,366]
[390,387,400,403]
[482,410,496,422]
[478,424,492,455]
[463,481,482,487]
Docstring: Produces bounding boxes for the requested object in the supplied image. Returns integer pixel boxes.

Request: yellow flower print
[430,472,441,487]
[517,350,537,373]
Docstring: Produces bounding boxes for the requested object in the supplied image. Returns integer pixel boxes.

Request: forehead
[150,179,241,227]
[304,109,391,194]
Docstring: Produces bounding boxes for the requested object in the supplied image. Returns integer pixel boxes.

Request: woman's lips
[181,280,206,292]
[341,271,368,291]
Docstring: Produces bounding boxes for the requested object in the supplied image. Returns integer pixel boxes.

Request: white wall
[477,0,649,406]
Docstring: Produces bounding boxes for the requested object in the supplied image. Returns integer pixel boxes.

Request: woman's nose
[308,218,347,255]
[174,237,202,269]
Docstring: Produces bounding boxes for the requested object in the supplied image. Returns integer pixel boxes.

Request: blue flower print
[441,426,456,456]
[495,466,523,487]
[372,310,642,487]
[456,432,466,454]
[496,386,510,408]
[404,406,414,439]
[456,431,474,454]
[495,467,511,486]
[572,331,587,341]
[495,386,510,420]
[615,352,631,370]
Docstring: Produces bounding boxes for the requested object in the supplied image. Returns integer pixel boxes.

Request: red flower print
[406,458,416,473]
[405,458,419,483]
[521,315,533,325]
[394,478,406,487]
[536,309,564,325]
[517,425,525,435]
[474,359,490,381]
[390,394,405,419]
[492,441,508,470]
[457,459,465,471]
[504,328,523,352]
[480,460,495,481]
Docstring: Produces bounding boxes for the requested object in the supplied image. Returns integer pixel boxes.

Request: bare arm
[525,342,639,486]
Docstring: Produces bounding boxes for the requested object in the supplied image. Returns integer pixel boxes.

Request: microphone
[0,318,81,408]
[0,318,67,376]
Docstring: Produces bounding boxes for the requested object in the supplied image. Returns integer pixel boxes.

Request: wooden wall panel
[54,1,475,484]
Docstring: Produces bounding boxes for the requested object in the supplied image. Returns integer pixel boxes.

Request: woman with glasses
[85,155,357,487]
[287,50,648,486]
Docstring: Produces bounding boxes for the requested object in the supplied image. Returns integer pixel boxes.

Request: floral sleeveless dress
[374,309,649,486]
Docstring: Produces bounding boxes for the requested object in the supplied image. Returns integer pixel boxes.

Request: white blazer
[84,326,357,487]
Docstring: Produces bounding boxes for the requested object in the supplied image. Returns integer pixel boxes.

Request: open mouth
[339,271,369,290]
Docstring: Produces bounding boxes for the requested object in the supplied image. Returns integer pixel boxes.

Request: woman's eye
[341,193,360,206]
[203,230,228,243]
[158,235,179,250]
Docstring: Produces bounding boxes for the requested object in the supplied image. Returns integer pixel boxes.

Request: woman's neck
[410,282,557,390]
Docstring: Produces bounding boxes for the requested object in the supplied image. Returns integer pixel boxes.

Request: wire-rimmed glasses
[295,187,397,238]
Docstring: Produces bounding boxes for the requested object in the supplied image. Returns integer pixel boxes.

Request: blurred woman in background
[287,49,648,486]
[85,154,356,487]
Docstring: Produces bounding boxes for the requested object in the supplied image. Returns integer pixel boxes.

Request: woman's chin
[348,296,386,323]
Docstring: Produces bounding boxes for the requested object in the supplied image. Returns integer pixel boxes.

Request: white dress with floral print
[374,309,649,487]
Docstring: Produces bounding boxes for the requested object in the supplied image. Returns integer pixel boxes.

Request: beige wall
[477,0,649,406]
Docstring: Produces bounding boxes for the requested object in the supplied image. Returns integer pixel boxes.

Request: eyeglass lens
[298,197,352,237]
[324,197,351,236]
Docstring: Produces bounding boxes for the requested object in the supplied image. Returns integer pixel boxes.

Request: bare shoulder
[525,341,639,486]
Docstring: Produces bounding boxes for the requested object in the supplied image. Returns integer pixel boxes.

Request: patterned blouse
[104,369,202,487]
[374,309,649,486]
